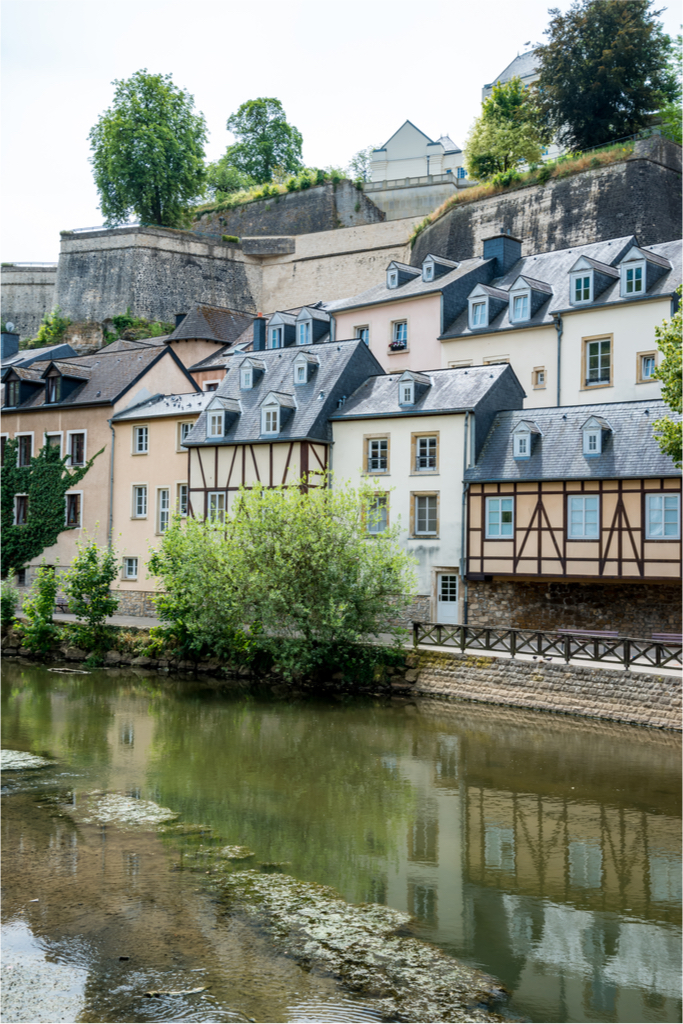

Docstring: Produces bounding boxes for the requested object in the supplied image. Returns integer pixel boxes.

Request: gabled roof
[2,365,43,383]
[1,341,76,369]
[511,275,553,294]
[327,255,490,313]
[486,50,539,88]
[112,390,213,422]
[99,337,168,353]
[569,256,619,278]
[435,135,461,154]
[375,120,434,151]
[297,306,330,323]
[169,304,255,345]
[465,401,680,482]
[40,359,92,380]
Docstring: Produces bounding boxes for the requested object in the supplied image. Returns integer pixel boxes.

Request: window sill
[636,379,657,385]
[484,536,514,541]
[410,470,439,476]
[132,452,149,456]
[412,533,439,540]
[131,516,148,521]
[387,347,409,355]
[567,537,600,542]
[580,382,613,391]
[532,385,547,390]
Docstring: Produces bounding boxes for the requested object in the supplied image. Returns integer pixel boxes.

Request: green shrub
[17,563,60,655]
[1,573,19,626]
[61,540,119,663]
[222,234,240,244]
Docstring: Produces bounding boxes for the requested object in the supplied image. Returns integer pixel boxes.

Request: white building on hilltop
[370,121,466,183]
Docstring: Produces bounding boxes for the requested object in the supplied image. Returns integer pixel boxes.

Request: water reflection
[1,663,680,1023]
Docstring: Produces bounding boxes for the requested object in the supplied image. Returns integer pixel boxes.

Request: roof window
[581,415,611,456]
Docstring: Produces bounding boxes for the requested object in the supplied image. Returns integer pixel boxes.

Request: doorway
[436,573,459,624]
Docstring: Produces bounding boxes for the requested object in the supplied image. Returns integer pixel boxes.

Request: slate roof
[187,305,331,372]
[3,347,197,410]
[326,255,487,313]
[465,401,682,482]
[112,390,212,422]
[486,50,539,88]
[169,304,255,345]
[99,337,168,353]
[440,237,681,339]
[436,135,461,154]
[185,339,384,447]
[1,342,76,369]
[4,365,43,382]
[42,359,91,380]
[330,363,521,420]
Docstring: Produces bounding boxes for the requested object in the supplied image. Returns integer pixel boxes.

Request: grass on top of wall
[409,142,635,247]
[193,168,354,221]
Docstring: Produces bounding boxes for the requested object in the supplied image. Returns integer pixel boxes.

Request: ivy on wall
[1,439,103,576]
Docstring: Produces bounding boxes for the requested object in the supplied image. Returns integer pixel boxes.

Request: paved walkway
[53,611,161,629]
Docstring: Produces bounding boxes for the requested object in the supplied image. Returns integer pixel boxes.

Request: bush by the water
[148,478,417,682]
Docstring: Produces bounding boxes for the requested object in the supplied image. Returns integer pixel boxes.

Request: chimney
[175,312,186,329]
[1,332,20,359]
[482,232,522,275]
[253,313,266,351]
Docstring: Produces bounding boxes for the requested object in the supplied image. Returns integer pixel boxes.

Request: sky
[2,0,680,262]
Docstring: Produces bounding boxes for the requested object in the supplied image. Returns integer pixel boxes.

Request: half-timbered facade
[184,339,383,518]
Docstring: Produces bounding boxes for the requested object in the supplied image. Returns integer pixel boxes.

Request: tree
[535,0,678,152]
[62,539,119,658]
[148,478,417,682]
[16,563,60,655]
[1,440,102,577]
[89,69,208,227]
[465,77,549,180]
[348,146,375,182]
[205,156,255,199]
[653,290,682,468]
[223,98,303,184]
[658,33,682,144]
[30,306,71,350]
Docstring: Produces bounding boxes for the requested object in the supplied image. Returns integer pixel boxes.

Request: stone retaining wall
[115,591,158,617]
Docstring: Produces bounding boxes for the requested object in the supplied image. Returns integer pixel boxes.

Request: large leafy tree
[89,69,208,227]
[223,98,303,184]
[535,0,677,152]
[1,440,102,576]
[653,290,682,469]
[465,77,549,180]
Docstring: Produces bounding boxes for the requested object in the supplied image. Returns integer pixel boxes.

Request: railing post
[510,629,516,659]
[413,621,419,648]
[564,635,571,664]
[623,639,631,670]
[460,625,466,652]
[437,624,443,646]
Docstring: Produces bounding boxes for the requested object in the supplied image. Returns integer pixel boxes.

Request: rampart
[1,264,57,341]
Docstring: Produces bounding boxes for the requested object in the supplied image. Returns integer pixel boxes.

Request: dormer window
[296,363,306,384]
[514,433,529,458]
[581,415,611,456]
[240,366,253,390]
[572,273,592,304]
[512,420,540,459]
[207,411,224,437]
[262,406,279,435]
[269,326,283,349]
[471,301,487,328]
[387,270,398,289]
[623,262,644,296]
[46,376,61,403]
[423,262,434,282]
[511,293,529,322]
[6,380,20,406]
[297,321,311,345]
[400,381,414,405]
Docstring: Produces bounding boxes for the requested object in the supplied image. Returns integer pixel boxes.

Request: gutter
[461,412,470,625]
[107,419,115,546]
[553,313,563,406]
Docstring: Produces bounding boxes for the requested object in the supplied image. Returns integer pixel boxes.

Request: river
[1,661,681,1023]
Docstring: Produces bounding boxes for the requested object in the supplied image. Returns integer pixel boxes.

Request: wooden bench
[54,598,70,614]
[652,633,683,643]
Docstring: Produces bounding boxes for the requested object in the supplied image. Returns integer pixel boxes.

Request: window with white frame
[46,376,61,403]
[568,494,599,538]
[471,301,487,328]
[69,432,85,466]
[387,270,398,289]
[204,381,219,391]
[207,411,224,437]
[5,380,20,406]
[400,381,414,405]
[355,326,369,345]
[533,368,546,388]
[583,427,601,455]
[17,434,33,466]
[414,494,438,536]
[513,432,530,458]
[65,492,81,527]
[297,321,311,345]
[123,557,138,580]
[572,274,592,303]
[622,262,644,296]
[423,263,434,282]
[585,338,611,386]
[240,365,253,389]
[295,362,307,385]
[392,321,408,348]
[179,422,193,447]
[366,494,388,534]
[45,433,62,453]
[133,485,147,518]
[640,353,657,381]
[511,293,530,322]
[262,406,279,435]
[646,493,681,539]
[415,436,437,471]
[269,326,283,349]
[208,491,226,523]
[15,495,28,525]
[133,425,149,454]
[158,489,170,533]
[367,438,388,472]
[486,496,514,538]
[177,484,188,516]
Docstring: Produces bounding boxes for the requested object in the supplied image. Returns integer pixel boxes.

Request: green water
[2,661,681,1023]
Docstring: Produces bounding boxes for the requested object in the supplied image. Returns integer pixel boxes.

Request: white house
[370,121,466,182]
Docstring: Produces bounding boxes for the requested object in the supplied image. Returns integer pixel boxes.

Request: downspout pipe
[460,412,470,625]
[553,313,563,407]
[107,419,115,547]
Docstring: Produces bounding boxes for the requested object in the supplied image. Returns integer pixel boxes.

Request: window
[355,326,369,345]
[17,435,32,466]
[204,381,219,392]
[133,485,147,518]
[269,326,283,349]
[366,494,388,534]
[387,270,398,289]
[297,321,311,346]
[65,493,81,527]
[486,497,514,538]
[1,436,6,465]
[423,263,434,282]
[6,380,20,406]
[45,433,62,453]
[514,433,529,458]
[69,432,85,466]
[15,495,28,525]
[623,263,644,295]
[646,493,681,539]
[391,321,408,349]
[366,437,388,473]
[208,491,226,523]
[133,425,149,454]
[637,351,657,383]
[572,274,592,303]
[295,362,307,385]
[533,367,546,389]
[584,338,611,387]
[177,484,188,516]
[471,301,487,328]
[123,557,138,580]
[16,568,26,586]
[568,495,599,539]
[207,411,224,437]
[262,406,279,435]
[414,435,437,472]
[157,489,170,533]
[400,381,414,405]
[414,494,438,536]
[511,293,529,321]
[583,429,600,455]
[240,366,253,389]
[178,422,193,447]
[46,376,61,403]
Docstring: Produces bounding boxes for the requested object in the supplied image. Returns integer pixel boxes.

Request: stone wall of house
[114,591,158,617]
[466,579,682,637]
[410,137,682,266]
[193,180,385,240]
[404,649,681,730]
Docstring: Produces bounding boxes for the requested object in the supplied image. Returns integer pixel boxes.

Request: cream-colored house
[370,121,465,182]
[331,363,524,623]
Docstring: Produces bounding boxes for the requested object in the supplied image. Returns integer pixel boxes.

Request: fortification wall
[1,264,57,341]
[410,137,682,266]
[193,180,385,240]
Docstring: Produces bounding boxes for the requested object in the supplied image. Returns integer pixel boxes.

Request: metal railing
[412,622,682,671]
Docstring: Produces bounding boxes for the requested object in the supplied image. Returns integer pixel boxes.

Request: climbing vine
[1,439,102,576]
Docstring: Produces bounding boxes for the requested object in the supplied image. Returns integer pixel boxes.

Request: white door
[437,573,459,624]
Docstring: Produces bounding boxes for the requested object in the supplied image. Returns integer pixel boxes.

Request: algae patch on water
[215,870,507,1023]
[71,793,178,830]
[1,750,56,771]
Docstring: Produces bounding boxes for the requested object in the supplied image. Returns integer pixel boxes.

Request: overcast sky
[2,0,679,262]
